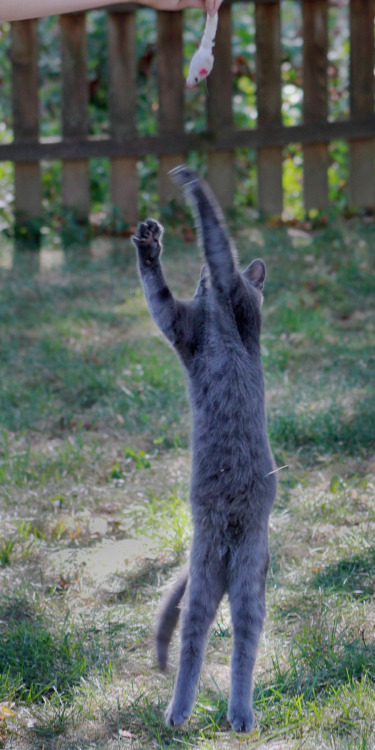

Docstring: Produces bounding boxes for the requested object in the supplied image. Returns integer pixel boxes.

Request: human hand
[204,0,224,16]
[0,0,224,22]
[136,0,224,12]
[137,0,205,10]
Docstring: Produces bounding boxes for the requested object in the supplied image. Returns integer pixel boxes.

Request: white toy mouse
[186,12,218,88]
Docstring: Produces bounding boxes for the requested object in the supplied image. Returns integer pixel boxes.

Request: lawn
[0,212,374,749]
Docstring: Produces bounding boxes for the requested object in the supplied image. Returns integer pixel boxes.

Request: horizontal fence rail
[1,0,375,236]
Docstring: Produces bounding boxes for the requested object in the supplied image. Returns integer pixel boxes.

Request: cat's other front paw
[132,218,163,263]
[227,705,254,733]
[165,699,190,728]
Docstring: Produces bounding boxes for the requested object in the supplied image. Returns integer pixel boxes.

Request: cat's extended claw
[132,218,163,261]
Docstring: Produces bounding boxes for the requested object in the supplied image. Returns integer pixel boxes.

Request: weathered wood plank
[3,117,375,163]
[206,6,234,209]
[348,0,375,208]
[303,142,329,211]
[157,12,184,205]
[3,118,375,163]
[255,1,282,214]
[60,13,90,220]
[108,11,137,225]
[11,20,41,239]
[302,0,329,211]
[11,22,39,141]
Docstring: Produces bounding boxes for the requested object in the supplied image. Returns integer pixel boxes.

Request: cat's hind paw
[165,700,190,728]
[132,218,163,262]
[227,706,254,733]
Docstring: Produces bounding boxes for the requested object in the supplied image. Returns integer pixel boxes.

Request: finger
[206,0,223,13]
[178,0,206,8]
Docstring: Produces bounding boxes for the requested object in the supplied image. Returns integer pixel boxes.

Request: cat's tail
[155,566,189,671]
[169,165,237,294]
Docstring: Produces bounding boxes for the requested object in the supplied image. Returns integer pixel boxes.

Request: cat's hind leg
[165,536,226,727]
[227,534,269,733]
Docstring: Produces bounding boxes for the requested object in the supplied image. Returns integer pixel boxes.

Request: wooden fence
[1,0,375,237]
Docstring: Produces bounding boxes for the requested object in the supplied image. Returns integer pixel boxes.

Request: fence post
[157,12,185,205]
[60,13,90,227]
[302,0,329,211]
[11,20,41,248]
[348,0,375,209]
[206,5,234,209]
[108,10,138,227]
[255,0,283,215]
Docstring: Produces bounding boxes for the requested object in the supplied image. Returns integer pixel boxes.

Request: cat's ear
[199,264,209,282]
[243,259,266,290]
[194,264,209,297]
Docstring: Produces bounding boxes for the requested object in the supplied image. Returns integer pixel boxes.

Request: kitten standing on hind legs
[132,166,276,733]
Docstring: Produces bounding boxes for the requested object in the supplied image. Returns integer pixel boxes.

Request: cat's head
[194,259,266,302]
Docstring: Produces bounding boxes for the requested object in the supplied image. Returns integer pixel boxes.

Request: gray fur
[132,166,276,733]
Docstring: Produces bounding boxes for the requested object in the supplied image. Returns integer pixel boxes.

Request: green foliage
[124,446,151,470]
[143,492,191,554]
[0,523,39,568]
[110,447,152,481]
[0,538,15,567]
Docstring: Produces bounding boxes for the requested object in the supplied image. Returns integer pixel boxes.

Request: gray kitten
[132,166,276,733]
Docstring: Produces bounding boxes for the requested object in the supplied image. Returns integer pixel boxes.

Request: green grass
[0,597,90,703]
[0,215,374,748]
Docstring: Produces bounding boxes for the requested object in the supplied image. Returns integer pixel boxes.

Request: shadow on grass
[0,595,108,705]
[103,690,229,749]
[311,547,375,600]
[270,393,375,462]
[0,309,187,438]
[101,556,183,605]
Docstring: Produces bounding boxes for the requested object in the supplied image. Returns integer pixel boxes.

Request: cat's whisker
[264,464,289,477]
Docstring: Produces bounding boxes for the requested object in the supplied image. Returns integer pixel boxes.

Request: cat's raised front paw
[227,706,254,733]
[132,218,163,263]
[165,699,190,728]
